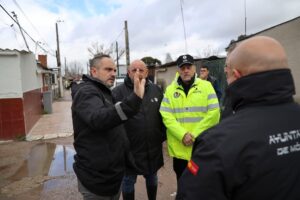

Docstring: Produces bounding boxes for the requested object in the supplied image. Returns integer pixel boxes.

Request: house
[227,16,300,102]
[0,49,50,140]
[36,55,57,93]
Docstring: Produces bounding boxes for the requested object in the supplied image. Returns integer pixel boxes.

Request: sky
[0,0,299,73]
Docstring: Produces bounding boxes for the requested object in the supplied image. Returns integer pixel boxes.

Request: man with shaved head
[177,36,300,200]
[113,60,165,200]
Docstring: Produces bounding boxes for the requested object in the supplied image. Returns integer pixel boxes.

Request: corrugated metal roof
[0,48,31,54]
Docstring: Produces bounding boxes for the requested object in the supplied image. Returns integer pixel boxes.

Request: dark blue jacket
[207,75,222,102]
[177,69,300,200]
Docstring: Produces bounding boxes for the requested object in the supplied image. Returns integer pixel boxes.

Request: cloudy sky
[0,0,299,72]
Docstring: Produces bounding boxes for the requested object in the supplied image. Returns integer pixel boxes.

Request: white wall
[0,51,23,98]
[255,18,300,102]
[156,65,178,87]
[20,53,41,93]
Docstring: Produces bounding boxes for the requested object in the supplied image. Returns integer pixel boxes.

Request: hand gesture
[133,69,146,98]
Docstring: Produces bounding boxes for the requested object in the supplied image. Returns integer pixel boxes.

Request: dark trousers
[173,157,188,182]
[122,172,158,193]
[122,172,158,200]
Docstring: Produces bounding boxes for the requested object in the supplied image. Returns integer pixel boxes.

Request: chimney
[38,55,47,68]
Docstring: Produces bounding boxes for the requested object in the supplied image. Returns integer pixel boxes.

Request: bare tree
[87,42,125,61]
[65,61,84,80]
[198,45,220,58]
[165,53,173,63]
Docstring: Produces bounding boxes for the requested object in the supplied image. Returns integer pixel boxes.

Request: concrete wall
[156,66,178,91]
[20,53,42,92]
[19,52,42,134]
[0,50,42,139]
[252,18,300,101]
[0,51,23,98]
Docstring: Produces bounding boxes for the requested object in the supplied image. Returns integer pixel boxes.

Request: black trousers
[173,157,188,182]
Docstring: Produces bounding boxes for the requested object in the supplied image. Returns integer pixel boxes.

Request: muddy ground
[0,137,177,200]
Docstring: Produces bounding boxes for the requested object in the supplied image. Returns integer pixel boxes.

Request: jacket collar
[227,69,295,111]
[174,72,197,86]
[82,74,112,92]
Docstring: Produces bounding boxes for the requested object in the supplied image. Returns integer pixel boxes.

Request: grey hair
[89,54,111,69]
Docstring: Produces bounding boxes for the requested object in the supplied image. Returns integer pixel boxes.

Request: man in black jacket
[199,64,222,102]
[177,36,300,200]
[112,60,165,200]
[72,54,145,200]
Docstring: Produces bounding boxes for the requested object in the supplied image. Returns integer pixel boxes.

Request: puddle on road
[1,143,76,197]
[10,142,75,180]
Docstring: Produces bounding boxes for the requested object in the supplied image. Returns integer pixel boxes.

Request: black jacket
[177,69,300,200]
[72,75,142,196]
[112,75,165,175]
[207,75,222,102]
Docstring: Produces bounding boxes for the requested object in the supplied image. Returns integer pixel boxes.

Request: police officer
[160,54,220,189]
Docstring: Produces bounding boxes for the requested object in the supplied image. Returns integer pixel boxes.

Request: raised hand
[133,69,146,98]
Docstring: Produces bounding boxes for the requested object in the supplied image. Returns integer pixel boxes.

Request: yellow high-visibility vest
[160,74,220,160]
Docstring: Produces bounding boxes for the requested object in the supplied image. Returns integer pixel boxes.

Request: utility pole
[64,57,67,77]
[86,62,89,75]
[56,20,64,98]
[124,20,130,67]
[12,11,30,51]
[244,0,247,35]
[116,41,119,77]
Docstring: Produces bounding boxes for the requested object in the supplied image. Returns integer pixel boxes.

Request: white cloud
[0,0,299,72]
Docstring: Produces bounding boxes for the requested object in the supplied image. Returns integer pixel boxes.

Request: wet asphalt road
[0,137,177,200]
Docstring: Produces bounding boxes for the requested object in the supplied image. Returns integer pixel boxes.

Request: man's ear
[233,69,242,79]
[90,67,96,76]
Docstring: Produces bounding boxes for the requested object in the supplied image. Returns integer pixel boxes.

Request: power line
[0,13,12,27]
[0,3,55,56]
[107,28,124,49]
[12,0,55,53]
[113,28,125,43]
[12,11,29,51]
[180,0,188,53]
[11,24,24,49]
